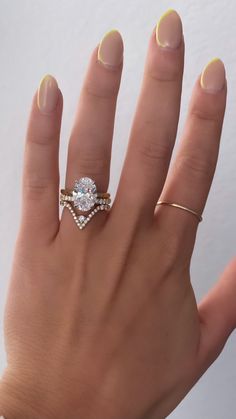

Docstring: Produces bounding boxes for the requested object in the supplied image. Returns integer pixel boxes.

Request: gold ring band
[60,192,111,205]
[60,189,110,199]
[156,201,203,222]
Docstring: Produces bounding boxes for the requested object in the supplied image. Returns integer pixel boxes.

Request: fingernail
[98,29,123,68]
[37,74,59,113]
[156,9,183,49]
[200,58,226,93]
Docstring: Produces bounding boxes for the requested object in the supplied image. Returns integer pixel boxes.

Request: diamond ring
[60,177,111,230]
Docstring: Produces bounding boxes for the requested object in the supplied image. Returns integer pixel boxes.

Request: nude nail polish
[37,74,59,113]
[156,9,183,49]
[98,29,124,68]
[200,58,226,93]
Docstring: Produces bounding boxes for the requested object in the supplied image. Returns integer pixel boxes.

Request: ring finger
[60,30,123,235]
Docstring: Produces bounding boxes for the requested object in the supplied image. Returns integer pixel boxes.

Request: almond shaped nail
[156,9,183,49]
[98,29,124,68]
[37,74,59,113]
[200,58,226,93]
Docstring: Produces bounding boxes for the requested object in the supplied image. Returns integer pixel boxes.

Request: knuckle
[27,112,60,146]
[28,134,55,146]
[83,78,119,101]
[77,150,109,177]
[136,136,171,169]
[146,63,181,84]
[23,176,56,200]
[175,153,215,181]
[190,106,220,124]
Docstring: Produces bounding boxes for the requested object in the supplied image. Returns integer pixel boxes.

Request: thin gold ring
[156,201,203,222]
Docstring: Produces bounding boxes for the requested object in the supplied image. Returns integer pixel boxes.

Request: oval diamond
[73,177,97,212]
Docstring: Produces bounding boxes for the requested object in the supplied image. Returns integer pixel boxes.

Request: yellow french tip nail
[200,58,220,86]
[37,74,59,113]
[156,9,183,49]
[158,8,176,22]
[156,9,174,44]
[37,74,53,107]
[98,29,123,68]
[200,58,226,92]
[98,29,119,60]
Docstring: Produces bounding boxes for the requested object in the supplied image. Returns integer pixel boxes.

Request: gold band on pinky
[156,201,203,222]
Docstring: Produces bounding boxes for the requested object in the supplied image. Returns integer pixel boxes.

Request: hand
[0,9,235,419]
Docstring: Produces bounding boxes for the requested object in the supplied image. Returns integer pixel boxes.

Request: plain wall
[1,1,236,417]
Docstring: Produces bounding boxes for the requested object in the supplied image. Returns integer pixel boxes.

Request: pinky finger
[20,75,63,242]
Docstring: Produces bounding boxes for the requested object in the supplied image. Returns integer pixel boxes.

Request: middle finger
[110,9,184,226]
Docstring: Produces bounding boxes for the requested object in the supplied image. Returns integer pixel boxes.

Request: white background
[1,1,236,418]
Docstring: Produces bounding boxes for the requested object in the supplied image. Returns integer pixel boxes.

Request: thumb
[197,257,236,370]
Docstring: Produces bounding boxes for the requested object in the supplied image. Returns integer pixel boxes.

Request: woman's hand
[1,9,235,419]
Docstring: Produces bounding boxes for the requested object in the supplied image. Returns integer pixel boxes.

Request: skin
[1,14,236,419]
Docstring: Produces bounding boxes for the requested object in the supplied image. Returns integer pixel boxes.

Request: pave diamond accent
[73,177,97,211]
[60,200,111,230]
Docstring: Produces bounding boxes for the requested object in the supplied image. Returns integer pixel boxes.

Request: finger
[21,75,63,242]
[155,59,226,254]
[60,30,123,233]
[197,258,236,372]
[110,10,184,227]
